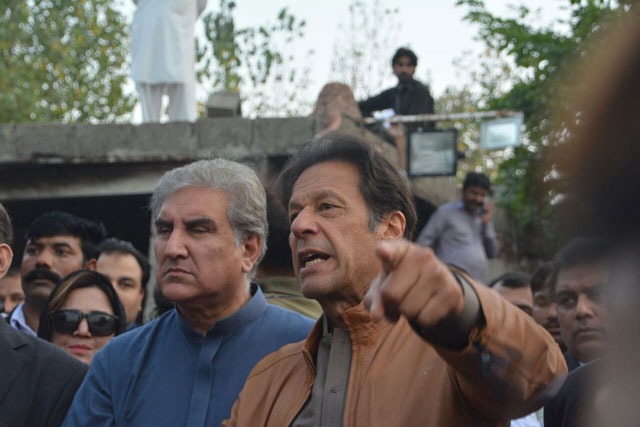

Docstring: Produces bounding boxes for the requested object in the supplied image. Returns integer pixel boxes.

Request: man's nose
[290,208,318,239]
[548,302,558,319]
[35,249,54,269]
[575,294,594,318]
[163,230,188,259]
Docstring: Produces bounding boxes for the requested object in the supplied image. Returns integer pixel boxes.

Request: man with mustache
[0,203,88,426]
[8,211,106,336]
[63,159,314,427]
[358,47,435,132]
[549,238,608,371]
[417,171,499,283]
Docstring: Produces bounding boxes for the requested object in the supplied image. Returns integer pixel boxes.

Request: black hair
[25,211,107,261]
[548,237,608,295]
[0,203,12,246]
[98,238,150,325]
[392,47,418,67]
[463,172,491,192]
[98,238,150,291]
[531,262,554,293]
[279,132,417,239]
[259,192,294,272]
[38,269,127,341]
[488,272,531,289]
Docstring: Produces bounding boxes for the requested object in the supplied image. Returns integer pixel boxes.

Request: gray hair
[150,159,268,279]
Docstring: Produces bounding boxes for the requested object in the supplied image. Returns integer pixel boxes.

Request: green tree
[198,0,312,117]
[455,0,633,260]
[0,0,135,123]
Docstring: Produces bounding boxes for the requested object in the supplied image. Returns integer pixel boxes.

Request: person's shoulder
[436,201,462,213]
[102,310,175,353]
[4,323,88,384]
[3,320,84,368]
[245,339,307,379]
[410,78,432,92]
[262,304,315,327]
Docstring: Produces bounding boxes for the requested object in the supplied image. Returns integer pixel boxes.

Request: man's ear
[0,243,14,279]
[84,258,98,271]
[240,234,262,274]
[378,211,406,240]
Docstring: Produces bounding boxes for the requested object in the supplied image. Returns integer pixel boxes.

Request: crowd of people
[1,136,569,426]
[1,8,639,426]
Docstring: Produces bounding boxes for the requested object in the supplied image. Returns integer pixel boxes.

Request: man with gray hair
[63,159,314,427]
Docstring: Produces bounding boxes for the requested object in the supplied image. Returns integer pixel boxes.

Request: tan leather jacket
[223,279,567,427]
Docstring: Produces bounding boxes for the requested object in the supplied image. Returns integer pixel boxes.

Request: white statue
[131,0,207,122]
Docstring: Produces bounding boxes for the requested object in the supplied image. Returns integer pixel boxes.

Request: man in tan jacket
[224,133,566,427]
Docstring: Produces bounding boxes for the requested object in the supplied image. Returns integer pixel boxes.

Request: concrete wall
[0,117,321,199]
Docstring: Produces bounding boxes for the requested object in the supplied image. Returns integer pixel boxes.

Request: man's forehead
[464,186,488,195]
[395,56,414,65]
[27,234,81,246]
[157,186,229,218]
[557,262,606,290]
[290,161,361,201]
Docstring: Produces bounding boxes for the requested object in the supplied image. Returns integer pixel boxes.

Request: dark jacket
[544,359,602,427]
[358,78,435,132]
[0,318,87,426]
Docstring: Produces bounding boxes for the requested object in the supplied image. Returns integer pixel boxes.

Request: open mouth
[300,252,330,269]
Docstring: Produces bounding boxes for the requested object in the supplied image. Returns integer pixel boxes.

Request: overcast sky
[119,0,570,120]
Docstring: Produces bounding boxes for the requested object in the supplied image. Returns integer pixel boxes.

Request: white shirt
[131,0,207,83]
[9,302,37,337]
[511,412,542,427]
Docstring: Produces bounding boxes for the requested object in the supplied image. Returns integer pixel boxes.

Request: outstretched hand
[364,239,465,330]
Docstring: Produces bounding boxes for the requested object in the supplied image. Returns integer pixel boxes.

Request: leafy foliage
[455,0,631,260]
[198,0,313,117]
[0,0,135,123]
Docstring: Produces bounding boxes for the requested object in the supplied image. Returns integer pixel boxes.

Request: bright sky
[119,0,570,121]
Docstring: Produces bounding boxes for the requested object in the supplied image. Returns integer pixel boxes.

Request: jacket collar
[176,282,269,341]
[302,301,392,369]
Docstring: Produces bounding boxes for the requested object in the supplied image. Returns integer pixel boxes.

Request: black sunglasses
[51,309,119,337]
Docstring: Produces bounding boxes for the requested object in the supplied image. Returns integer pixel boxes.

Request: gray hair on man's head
[150,159,268,278]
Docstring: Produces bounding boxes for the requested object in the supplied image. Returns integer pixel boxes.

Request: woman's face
[50,287,116,365]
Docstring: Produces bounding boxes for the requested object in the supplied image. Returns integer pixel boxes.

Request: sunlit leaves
[0,0,135,123]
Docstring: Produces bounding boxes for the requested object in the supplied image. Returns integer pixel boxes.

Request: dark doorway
[3,194,152,269]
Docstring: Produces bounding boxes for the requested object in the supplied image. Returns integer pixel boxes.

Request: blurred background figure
[0,267,24,315]
[256,192,322,319]
[531,262,565,351]
[548,238,608,372]
[358,47,435,133]
[97,238,150,329]
[38,270,127,365]
[488,272,533,316]
[416,171,499,283]
[545,10,640,427]
[489,271,541,427]
[131,0,207,122]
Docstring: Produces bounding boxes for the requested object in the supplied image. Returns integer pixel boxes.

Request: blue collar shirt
[63,284,314,427]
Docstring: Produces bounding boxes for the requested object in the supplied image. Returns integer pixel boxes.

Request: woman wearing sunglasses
[38,270,127,365]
